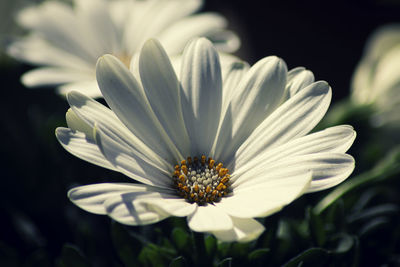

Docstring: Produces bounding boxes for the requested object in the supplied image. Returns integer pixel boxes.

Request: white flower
[8,0,239,98]
[352,24,400,127]
[56,38,355,242]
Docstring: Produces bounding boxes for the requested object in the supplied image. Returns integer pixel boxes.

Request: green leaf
[351,188,382,213]
[347,204,399,223]
[359,217,390,237]
[329,234,355,255]
[217,242,231,259]
[217,257,232,267]
[325,198,345,230]
[306,207,326,246]
[204,235,217,259]
[229,242,250,259]
[138,245,166,267]
[57,244,90,267]
[284,248,330,267]
[169,256,186,267]
[248,248,270,262]
[171,228,190,252]
[111,222,141,266]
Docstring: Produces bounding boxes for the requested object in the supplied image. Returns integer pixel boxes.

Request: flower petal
[234,81,331,169]
[21,67,92,87]
[73,0,119,55]
[187,204,233,232]
[68,183,154,214]
[157,13,237,54]
[67,90,166,163]
[216,172,312,218]
[233,153,354,194]
[57,80,100,98]
[180,38,223,155]
[94,123,172,188]
[65,108,93,137]
[56,127,116,171]
[306,154,355,193]
[122,0,202,54]
[104,192,171,226]
[206,30,241,54]
[235,125,356,177]
[17,1,98,62]
[214,56,287,162]
[139,39,190,156]
[96,54,182,161]
[221,61,250,113]
[139,197,196,217]
[7,35,92,69]
[212,217,265,243]
[284,67,315,100]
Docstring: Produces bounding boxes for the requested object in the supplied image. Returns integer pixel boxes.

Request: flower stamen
[172,155,231,204]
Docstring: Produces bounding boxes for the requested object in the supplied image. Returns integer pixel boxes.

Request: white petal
[306,154,355,192]
[216,172,312,218]
[139,197,196,217]
[21,67,92,87]
[234,81,331,169]
[212,217,265,243]
[139,39,190,156]
[56,127,116,171]
[180,38,222,155]
[235,125,356,177]
[233,153,354,194]
[221,61,250,113]
[128,52,141,81]
[122,0,202,54]
[68,183,154,214]
[7,35,92,69]
[104,192,171,226]
[214,56,287,162]
[66,91,170,172]
[73,0,119,55]
[372,46,400,97]
[94,123,172,188]
[284,67,315,99]
[157,13,234,54]
[206,30,241,54]
[363,25,400,62]
[17,1,98,62]
[96,54,182,161]
[187,204,233,232]
[57,80,100,98]
[65,108,93,137]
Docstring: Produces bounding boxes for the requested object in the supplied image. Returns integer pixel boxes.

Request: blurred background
[1,0,400,266]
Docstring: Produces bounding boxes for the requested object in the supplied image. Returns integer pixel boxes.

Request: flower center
[172,155,230,205]
[114,52,131,68]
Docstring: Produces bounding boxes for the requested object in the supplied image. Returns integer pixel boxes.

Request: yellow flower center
[172,155,230,205]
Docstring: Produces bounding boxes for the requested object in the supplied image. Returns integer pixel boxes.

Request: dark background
[1,0,400,265]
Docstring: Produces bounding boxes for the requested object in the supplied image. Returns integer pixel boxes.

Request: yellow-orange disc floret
[172,155,231,204]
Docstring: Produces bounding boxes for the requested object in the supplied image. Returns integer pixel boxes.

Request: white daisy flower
[352,24,400,127]
[7,0,239,98]
[56,38,355,242]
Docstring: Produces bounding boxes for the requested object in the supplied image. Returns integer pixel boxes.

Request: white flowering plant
[2,1,400,266]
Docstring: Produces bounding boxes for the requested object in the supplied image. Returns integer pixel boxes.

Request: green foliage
[57,244,91,267]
